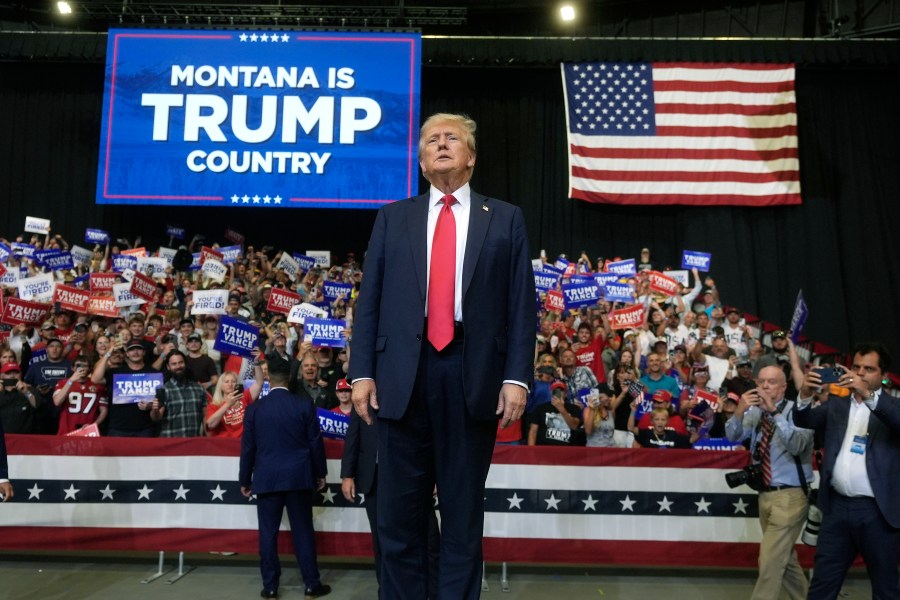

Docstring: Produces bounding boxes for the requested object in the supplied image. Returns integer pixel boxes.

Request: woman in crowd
[205,357,265,437]
[583,383,618,447]
[611,360,641,446]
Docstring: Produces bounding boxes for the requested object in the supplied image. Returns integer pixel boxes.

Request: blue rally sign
[534,269,559,292]
[607,258,636,277]
[112,372,164,404]
[85,228,110,245]
[604,283,635,304]
[561,280,601,309]
[317,408,349,440]
[214,315,260,358]
[304,317,347,348]
[681,250,712,272]
[322,281,353,301]
[97,29,421,210]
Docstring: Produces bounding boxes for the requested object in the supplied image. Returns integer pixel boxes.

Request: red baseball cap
[652,390,673,403]
[336,378,351,392]
[1,362,21,374]
[550,381,567,394]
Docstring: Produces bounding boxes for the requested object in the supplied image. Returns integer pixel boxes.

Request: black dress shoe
[260,589,278,598]
[305,583,331,598]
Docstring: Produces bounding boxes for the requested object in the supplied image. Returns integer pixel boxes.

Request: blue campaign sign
[11,243,35,258]
[534,270,559,292]
[561,280,601,309]
[292,253,318,272]
[594,273,620,289]
[607,258,636,277]
[219,245,243,264]
[214,316,260,358]
[681,250,712,272]
[28,348,48,367]
[97,29,421,210]
[85,228,110,245]
[322,281,352,301]
[304,317,347,348]
[317,408,349,440]
[166,225,186,240]
[43,251,75,271]
[789,290,808,343]
[111,254,138,272]
[33,248,57,266]
[692,438,744,451]
[111,372,164,404]
[72,273,90,287]
[604,283,635,304]
[0,242,11,262]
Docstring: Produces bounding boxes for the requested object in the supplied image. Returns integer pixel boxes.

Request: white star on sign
[210,485,226,501]
[544,494,561,511]
[239,33,248,42]
[249,33,258,42]
[99,484,116,500]
[733,498,749,514]
[63,484,80,500]
[281,34,290,42]
[173,484,190,501]
[582,494,598,511]
[273,195,282,204]
[657,496,673,512]
[263,195,271,204]
[507,493,523,510]
[619,495,636,512]
[137,485,153,500]
[260,33,269,42]
[695,497,711,514]
[321,488,336,504]
[252,195,260,204]
[231,195,239,203]
[27,483,44,500]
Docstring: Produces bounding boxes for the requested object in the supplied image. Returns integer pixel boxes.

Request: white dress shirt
[831,391,879,497]
[425,183,470,322]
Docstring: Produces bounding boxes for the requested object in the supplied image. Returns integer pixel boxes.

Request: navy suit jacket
[239,387,326,494]
[794,392,900,528]
[348,191,535,420]
[340,409,377,494]
[1,418,8,480]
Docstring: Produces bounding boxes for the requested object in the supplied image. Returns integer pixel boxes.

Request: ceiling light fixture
[560,5,576,22]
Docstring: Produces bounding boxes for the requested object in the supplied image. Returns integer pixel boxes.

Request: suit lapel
[462,192,491,300]
[408,194,429,301]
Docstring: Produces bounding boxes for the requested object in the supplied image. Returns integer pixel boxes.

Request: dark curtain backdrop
[2,44,899,362]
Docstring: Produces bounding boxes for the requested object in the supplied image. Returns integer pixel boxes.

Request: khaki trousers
[751,487,809,600]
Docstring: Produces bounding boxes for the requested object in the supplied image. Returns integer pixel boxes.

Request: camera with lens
[725,463,765,491]
[802,488,822,546]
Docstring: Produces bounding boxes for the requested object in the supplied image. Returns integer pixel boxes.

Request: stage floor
[0,551,877,599]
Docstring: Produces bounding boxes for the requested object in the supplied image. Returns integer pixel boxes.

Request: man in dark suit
[1,418,13,502]
[349,112,535,599]
[240,358,331,599]
[794,342,900,599]
[340,410,440,597]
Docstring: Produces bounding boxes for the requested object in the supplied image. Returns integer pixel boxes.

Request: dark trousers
[366,475,442,598]
[377,340,497,600]
[256,490,321,593]
[808,492,900,599]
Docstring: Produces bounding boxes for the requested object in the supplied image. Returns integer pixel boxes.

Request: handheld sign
[306,251,331,268]
[666,269,689,287]
[191,289,229,315]
[607,258,636,277]
[789,290,808,344]
[113,282,146,307]
[303,317,347,348]
[111,372,164,404]
[534,270,559,292]
[11,242,36,259]
[561,280,601,309]
[53,284,91,314]
[224,228,245,245]
[129,271,158,302]
[0,267,15,289]
[90,272,119,293]
[214,315,259,358]
[647,271,679,297]
[594,273,620,289]
[275,253,300,281]
[65,423,101,437]
[0,241,11,263]
[85,228,110,245]
[317,408,349,440]
[69,245,93,267]
[24,216,51,235]
[166,225,186,240]
[199,246,224,265]
[111,253,138,273]
[17,273,55,302]
[157,246,178,266]
[609,305,645,330]
[121,247,147,258]
[219,245,243,265]
[1,297,51,327]
[267,287,301,315]
[682,250,712,272]
[137,256,168,279]
[693,389,720,411]
[87,295,119,318]
[603,283,635,304]
[544,289,565,313]
[201,258,228,283]
[292,253,318,273]
[322,281,353,301]
[287,302,328,324]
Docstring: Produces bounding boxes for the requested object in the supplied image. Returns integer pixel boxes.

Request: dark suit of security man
[349,112,535,599]
[240,358,331,599]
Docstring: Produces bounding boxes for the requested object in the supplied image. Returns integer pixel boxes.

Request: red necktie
[427,194,456,351]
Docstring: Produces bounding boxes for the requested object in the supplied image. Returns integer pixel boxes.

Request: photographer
[725,365,814,600]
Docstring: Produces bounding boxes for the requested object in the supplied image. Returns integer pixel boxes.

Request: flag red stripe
[570,189,802,207]
[655,102,797,116]
[653,62,794,71]
[653,79,794,93]
[656,124,797,138]
[571,145,798,161]
[572,166,800,184]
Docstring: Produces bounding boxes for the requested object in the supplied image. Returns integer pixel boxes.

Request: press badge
[851,435,867,455]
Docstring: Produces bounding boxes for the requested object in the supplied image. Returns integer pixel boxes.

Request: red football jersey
[54,379,109,435]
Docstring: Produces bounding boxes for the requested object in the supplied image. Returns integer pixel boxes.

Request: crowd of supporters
[0,230,843,448]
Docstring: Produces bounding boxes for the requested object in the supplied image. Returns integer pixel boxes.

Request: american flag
[562,62,800,206]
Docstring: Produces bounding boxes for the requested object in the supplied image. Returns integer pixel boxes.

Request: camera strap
[786,400,812,499]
